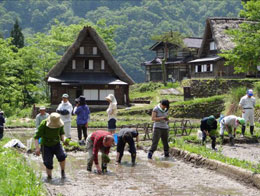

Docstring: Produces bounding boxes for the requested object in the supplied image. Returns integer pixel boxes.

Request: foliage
[10,19,24,49]
[225,87,246,116]
[0,0,242,82]
[253,81,260,97]
[0,20,117,116]
[0,139,45,195]
[131,82,164,92]
[220,0,260,74]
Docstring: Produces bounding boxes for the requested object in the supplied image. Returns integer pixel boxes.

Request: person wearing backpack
[200,115,218,150]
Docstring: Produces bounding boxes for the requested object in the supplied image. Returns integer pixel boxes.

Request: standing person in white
[105,94,117,134]
[239,89,256,137]
[56,94,73,139]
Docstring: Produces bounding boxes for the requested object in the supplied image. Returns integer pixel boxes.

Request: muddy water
[5,129,260,196]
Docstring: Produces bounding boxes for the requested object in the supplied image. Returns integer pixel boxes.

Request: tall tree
[10,19,24,49]
[151,31,185,85]
[220,0,260,74]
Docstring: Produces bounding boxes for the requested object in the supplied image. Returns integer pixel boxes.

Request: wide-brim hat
[46,112,64,128]
[105,94,117,105]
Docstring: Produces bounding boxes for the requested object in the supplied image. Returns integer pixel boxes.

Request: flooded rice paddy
[4,128,260,196]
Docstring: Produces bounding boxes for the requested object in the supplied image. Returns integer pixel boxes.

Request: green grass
[170,137,260,173]
[0,138,46,195]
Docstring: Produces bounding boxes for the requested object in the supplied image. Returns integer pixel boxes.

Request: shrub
[225,87,246,116]
[254,81,260,98]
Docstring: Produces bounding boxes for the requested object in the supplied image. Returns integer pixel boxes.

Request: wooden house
[46,26,134,106]
[142,37,202,81]
[189,17,246,78]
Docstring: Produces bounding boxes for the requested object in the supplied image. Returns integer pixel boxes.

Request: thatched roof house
[47,26,134,106]
[189,17,246,78]
[142,37,202,81]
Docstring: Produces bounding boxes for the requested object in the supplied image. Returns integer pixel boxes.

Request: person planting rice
[34,112,67,180]
[219,115,245,146]
[200,115,218,150]
[116,128,139,166]
[86,130,114,174]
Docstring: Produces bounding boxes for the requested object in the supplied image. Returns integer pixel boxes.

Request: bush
[254,81,260,98]
[225,87,246,116]
[130,82,163,92]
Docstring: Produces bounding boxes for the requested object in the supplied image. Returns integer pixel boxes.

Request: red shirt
[90,130,112,165]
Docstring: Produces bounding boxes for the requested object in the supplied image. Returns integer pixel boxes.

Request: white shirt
[57,101,73,122]
[239,95,256,109]
[106,103,117,120]
[222,115,239,128]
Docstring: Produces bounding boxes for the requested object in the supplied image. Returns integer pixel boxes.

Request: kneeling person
[116,128,139,166]
[86,130,114,174]
[34,113,67,179]
[200,115,217,150]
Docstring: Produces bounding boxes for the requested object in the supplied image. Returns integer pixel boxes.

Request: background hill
[0,0,242,82]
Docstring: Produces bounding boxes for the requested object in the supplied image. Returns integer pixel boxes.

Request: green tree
[151,31,185,85]
[220,0,260,74]
[10,19,24,48]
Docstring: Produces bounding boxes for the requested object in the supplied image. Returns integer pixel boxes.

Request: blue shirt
[75,105,90,125]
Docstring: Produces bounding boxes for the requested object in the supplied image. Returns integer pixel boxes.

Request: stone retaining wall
[187,79,260,98]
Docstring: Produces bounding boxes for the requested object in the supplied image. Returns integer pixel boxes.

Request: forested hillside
[0,0,242,82]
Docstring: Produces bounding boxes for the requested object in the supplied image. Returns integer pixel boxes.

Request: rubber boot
[102,163,107,173]
[220,135,224,145]
[148,151,153,159]
[230,137,234,146]
[61,170,66,179]
[164,151,169,158]
[87,163,92,172]
[117,155,122,164]
[241,126,246,136]
[131,153,136,166]
[211,137,216,150]
[250,126,254,136]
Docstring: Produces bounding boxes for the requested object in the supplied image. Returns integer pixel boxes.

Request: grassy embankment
[0,138,45,195]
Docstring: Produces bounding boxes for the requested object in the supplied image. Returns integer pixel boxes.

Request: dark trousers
[202,131,216,149]
[149,127,169,154]
[0,126,3,140]
[41,143,67,170]
[117,136,136,161]
[77,124,87,141]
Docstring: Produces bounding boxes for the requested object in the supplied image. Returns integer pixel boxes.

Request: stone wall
[187,79,260,98]
[170,95,225,119]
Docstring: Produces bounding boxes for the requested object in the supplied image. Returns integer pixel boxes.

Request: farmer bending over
[34,113,67,179]
[200,115,218,150]
[219,115,245,146]
[116,128,139,166]
[86,130,114,174]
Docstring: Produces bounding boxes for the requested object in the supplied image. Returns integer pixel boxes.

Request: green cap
[237,117,245,125]
[207,115,215,126]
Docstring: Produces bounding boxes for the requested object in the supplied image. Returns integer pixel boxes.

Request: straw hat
[105,94,117,105]
[46,113,64,128]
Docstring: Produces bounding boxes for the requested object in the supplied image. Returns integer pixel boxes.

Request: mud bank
[170,147,260,189]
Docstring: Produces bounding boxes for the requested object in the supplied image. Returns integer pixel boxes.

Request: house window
[80,47,84,54]
[157,49,164,58]
[72,60,76,70]
[99,89,114,100]
[195,65,202,73]
[85,60,94,70]
[93,47,97,55]
[210,41,217,50]
[101,60,105,70]
[84,89,98,100]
